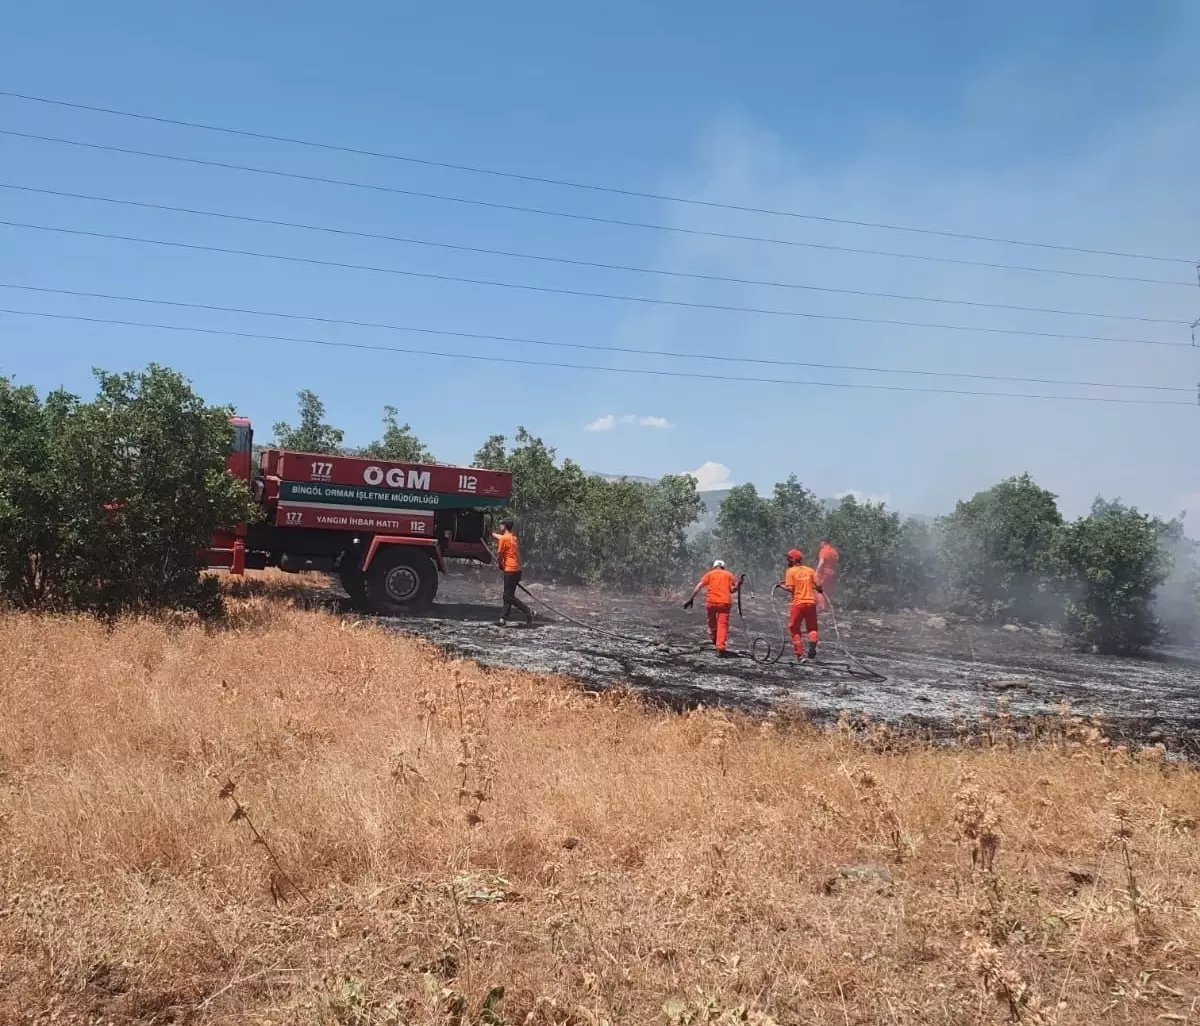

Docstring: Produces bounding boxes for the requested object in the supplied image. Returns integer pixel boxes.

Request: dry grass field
[1,574,1197,1025]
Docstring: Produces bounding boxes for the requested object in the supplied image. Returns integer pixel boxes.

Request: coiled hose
[744,587,887,683]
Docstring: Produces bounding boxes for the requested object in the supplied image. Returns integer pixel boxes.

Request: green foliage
[0,366,257,618]
[474,428,588,578]
[819,496,933,611]
[937,474,1062,620]
[272,389,345,454]
[712,476,824,586]
[1049,499,1174,654]
[714,483,776,580]
[473,429,701,588]
[770,475,826,563]
[357,405,434,463]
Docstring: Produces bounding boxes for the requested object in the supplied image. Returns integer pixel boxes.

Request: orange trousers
[816,572,835,611]
[788,603,819,653]
[706,603,732,652]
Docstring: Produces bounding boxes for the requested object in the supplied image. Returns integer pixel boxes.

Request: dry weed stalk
[1109,796,1145,940]
[215,776,312,906]
[453,668,495,827]
[968,941,1048,1023]
[954,774,1003,873]
[850,767,909,862]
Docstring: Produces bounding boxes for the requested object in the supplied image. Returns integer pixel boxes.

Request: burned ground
[371,570,1200,751]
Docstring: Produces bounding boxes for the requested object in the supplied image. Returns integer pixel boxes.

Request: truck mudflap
[360,535,445,574]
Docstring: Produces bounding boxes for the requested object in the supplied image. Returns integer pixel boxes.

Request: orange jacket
[783,564,820,606]
[698,567,738,607]
[817,543,840,579]
[493,532,521,573]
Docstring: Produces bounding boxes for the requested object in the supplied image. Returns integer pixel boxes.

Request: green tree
[894,516,939,610]
[1048,499,1174,654]
[0,366,257,618]
[0,378,69,607]
[937,473,1062,621]
[575,473,703,589]
[770,475,825,557]
[714,483,776,581]
[818,496,913,610]
[272,390,344,454]
[473,428,588,578]
[358,405,434,463]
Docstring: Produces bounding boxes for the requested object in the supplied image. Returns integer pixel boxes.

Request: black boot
[807,641,818,660]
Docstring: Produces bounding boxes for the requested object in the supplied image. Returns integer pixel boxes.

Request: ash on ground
[371,570,1200,751]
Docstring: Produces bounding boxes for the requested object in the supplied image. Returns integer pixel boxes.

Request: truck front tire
[366,548,438,615]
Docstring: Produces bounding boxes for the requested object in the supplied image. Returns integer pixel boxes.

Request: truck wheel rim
[384,566,420,602]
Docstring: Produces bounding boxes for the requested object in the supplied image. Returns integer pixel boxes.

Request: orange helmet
[787,548,803,562]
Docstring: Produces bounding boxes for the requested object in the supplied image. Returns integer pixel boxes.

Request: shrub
[0,366,257,618]
[937,474,1062,621]
[1048,499,1174,654]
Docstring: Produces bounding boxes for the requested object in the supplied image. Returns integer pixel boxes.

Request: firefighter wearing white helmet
[683,558,742,657]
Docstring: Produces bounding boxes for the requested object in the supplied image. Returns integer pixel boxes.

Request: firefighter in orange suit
[815,537,839,611]
[684,559,742,657]
[775,548,823,660]
[493,518,533,627]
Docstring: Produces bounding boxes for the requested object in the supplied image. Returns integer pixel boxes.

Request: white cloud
[687,461,734,491]
[586,413,673,432]
[637,415,673,429]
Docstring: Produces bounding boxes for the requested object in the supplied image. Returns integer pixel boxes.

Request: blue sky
[1,1,1197,527]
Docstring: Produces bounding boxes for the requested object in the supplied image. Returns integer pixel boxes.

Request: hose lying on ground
[744,588,888,683]
[517,582,697,656]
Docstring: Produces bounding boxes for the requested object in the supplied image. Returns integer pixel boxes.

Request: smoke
[1155,528,1200,644]
[611,7,1200,525]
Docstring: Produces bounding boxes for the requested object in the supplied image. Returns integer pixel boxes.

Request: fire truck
[203,417,512,614]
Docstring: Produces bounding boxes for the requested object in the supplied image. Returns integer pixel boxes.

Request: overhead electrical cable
[0,305,1193,406]
[0,281,1189,392]
[0,88,1192,265]
[0,181,1185,326]
[0,128,1191,290]
[0,219,1187,349]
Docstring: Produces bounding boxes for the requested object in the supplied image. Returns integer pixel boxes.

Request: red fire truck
[204,417,512,614]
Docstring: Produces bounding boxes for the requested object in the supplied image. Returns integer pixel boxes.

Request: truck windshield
[230,423,252,457]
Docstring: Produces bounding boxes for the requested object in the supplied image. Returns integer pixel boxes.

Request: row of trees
[2,373,1196,653]
[701,473,1196,654]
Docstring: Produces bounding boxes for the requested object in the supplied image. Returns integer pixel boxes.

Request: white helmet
[712,559,726,568]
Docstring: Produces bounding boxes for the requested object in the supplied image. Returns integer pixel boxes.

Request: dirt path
[381,571,1200,751]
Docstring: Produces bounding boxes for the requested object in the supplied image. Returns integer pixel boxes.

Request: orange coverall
[783,564,820,655]
[696,567,738,652]
[816,543,839,611]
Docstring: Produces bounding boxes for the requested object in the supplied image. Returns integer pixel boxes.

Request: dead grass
[0,573,1197,1025]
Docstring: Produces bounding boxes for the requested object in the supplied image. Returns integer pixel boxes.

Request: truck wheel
[366,548,438,615]
[339,565,368,610]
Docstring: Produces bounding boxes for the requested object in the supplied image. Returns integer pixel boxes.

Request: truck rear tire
[366,548,438,615]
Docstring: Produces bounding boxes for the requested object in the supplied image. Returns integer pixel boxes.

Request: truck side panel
[267,450,511,500]
[275,503,435,537]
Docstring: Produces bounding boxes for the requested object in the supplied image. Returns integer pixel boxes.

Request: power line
[1,280,1189,393]
[1,128,1191,291]
[0,218,1188,349]
[0,305,1192,406]
[1,87,1192,266]
[0,181,1185,326]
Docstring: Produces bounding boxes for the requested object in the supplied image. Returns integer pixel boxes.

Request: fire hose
[741,585,887,683]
